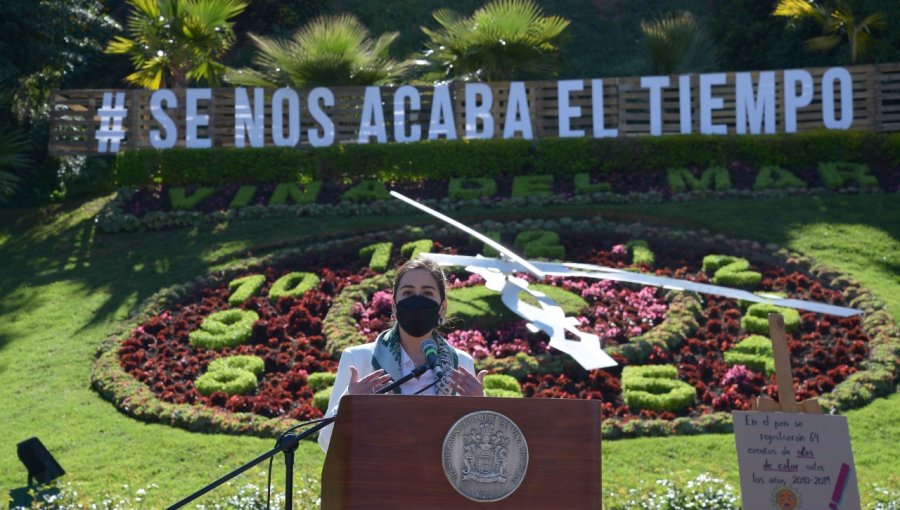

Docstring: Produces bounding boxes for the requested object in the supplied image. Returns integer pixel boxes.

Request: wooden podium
[321,395,601,509]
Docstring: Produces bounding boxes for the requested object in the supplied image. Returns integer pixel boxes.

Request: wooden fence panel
[48,63,900,156]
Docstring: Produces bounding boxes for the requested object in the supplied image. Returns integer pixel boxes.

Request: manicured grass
[0,193,897,507]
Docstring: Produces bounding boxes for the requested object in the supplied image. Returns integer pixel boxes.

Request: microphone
[420,339,444,378]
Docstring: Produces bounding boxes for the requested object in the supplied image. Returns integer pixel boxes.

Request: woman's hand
[449,366,487,396]
[347,367,393,395]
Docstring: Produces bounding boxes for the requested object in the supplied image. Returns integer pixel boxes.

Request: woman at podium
[318,257,487,451]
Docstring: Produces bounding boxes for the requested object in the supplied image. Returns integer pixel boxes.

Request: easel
[750,313,822,414]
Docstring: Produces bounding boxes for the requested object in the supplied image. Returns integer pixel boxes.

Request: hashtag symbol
[95,92,128,153]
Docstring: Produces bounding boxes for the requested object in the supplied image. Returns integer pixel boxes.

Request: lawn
[0,193,898,508]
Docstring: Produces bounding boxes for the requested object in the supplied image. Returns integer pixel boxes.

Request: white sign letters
[138,67,856,151]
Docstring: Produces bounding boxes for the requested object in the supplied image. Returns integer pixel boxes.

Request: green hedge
[208,355,266,376]
[483,374,521,393]
[702,254,762,289]
[401,239,433,260]
[448,178,497,200]
[360,242,393,272]
[627,239,654,267]
[313,387,333,412]
[195,368,259,396]
[724,335,775,374]
[741,304,801,335]
[228,274,265,306]
[188,309,260,350]
[622,365,696,412]
[514,230,565,260]
[268,272,320,300]
[308,372,337,392]
[114,132,900,187]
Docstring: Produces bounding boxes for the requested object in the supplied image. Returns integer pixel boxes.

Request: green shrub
[533,137,598,174]
[169,187,215,210]
[189,309,259,350]
[342,179,390,202]
[448,284,587,330]
[511,174,554,197]
[115,147,316,186]
[195,367,258,396]
[702,254,737,274]
[666,166,731,193]
[573,172,611,193]
[228,274,265,306]
[229,185,257,209]
[483,374,521,393]
[269,272,320,300]
[702,255,761,288]
[741,304,801,334]
[360,242,393,272]
[484,388,522,398]
[739,291,787,311]
[820,368,895,411]
[448,178,497,200]
[115,132,896,188]
[313,387,333,412]
[622,365,696,412]
[308,372,337,392]
[622,365,678,382]
[208,355,266,376]
[481,231,501,258]
[515,230,565,259]
[401,239,433,260]
[818,162,878,190]
[724,335,775,374]
[753,165,805,190]
[627,239,654,268]
[268,181,321,205]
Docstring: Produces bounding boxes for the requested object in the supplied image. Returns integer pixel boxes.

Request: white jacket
[317,342,475,452]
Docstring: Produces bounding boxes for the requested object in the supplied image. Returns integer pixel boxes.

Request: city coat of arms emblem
[442,411,528,502]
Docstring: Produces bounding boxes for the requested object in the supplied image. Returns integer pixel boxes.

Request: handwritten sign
[733,411,860,510]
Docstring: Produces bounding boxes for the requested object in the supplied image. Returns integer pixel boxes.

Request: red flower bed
[118,235,869,426]
[119,253,374,421]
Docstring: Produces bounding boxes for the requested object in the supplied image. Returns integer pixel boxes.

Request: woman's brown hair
[391,257,447,302]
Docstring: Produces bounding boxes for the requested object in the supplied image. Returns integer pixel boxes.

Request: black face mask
[395,294,441,337]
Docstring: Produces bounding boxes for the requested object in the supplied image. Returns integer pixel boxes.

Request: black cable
[413,378,440,395]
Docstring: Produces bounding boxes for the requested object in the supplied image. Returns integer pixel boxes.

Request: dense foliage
[227,14,408,87]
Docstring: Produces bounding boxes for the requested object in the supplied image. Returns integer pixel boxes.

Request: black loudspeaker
[17,437,65,485]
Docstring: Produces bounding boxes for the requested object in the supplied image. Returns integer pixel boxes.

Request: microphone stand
[166,363,431,510]
[165,418,334,510]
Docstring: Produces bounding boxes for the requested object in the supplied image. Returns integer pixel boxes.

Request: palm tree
[226,14,407,88]
[0,128,29,202]
[418,0,570,82]
[0,88,30,202]
[641,12,719,75]
[773,0,887,63]
[106,0,247,89]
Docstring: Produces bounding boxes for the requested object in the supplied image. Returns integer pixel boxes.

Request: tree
[106,0,247,89]
[0,88,31,202]
[773,0,887,63]
[640,12,719,75]
[418,0,570,82]
[226,14,407,87]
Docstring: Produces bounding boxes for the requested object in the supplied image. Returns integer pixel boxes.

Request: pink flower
[722,364,753,387]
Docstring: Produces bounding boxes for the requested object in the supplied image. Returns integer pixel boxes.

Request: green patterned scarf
[371,324,458,395]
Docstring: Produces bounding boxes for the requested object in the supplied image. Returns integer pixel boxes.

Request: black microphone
[420,339,444,378]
